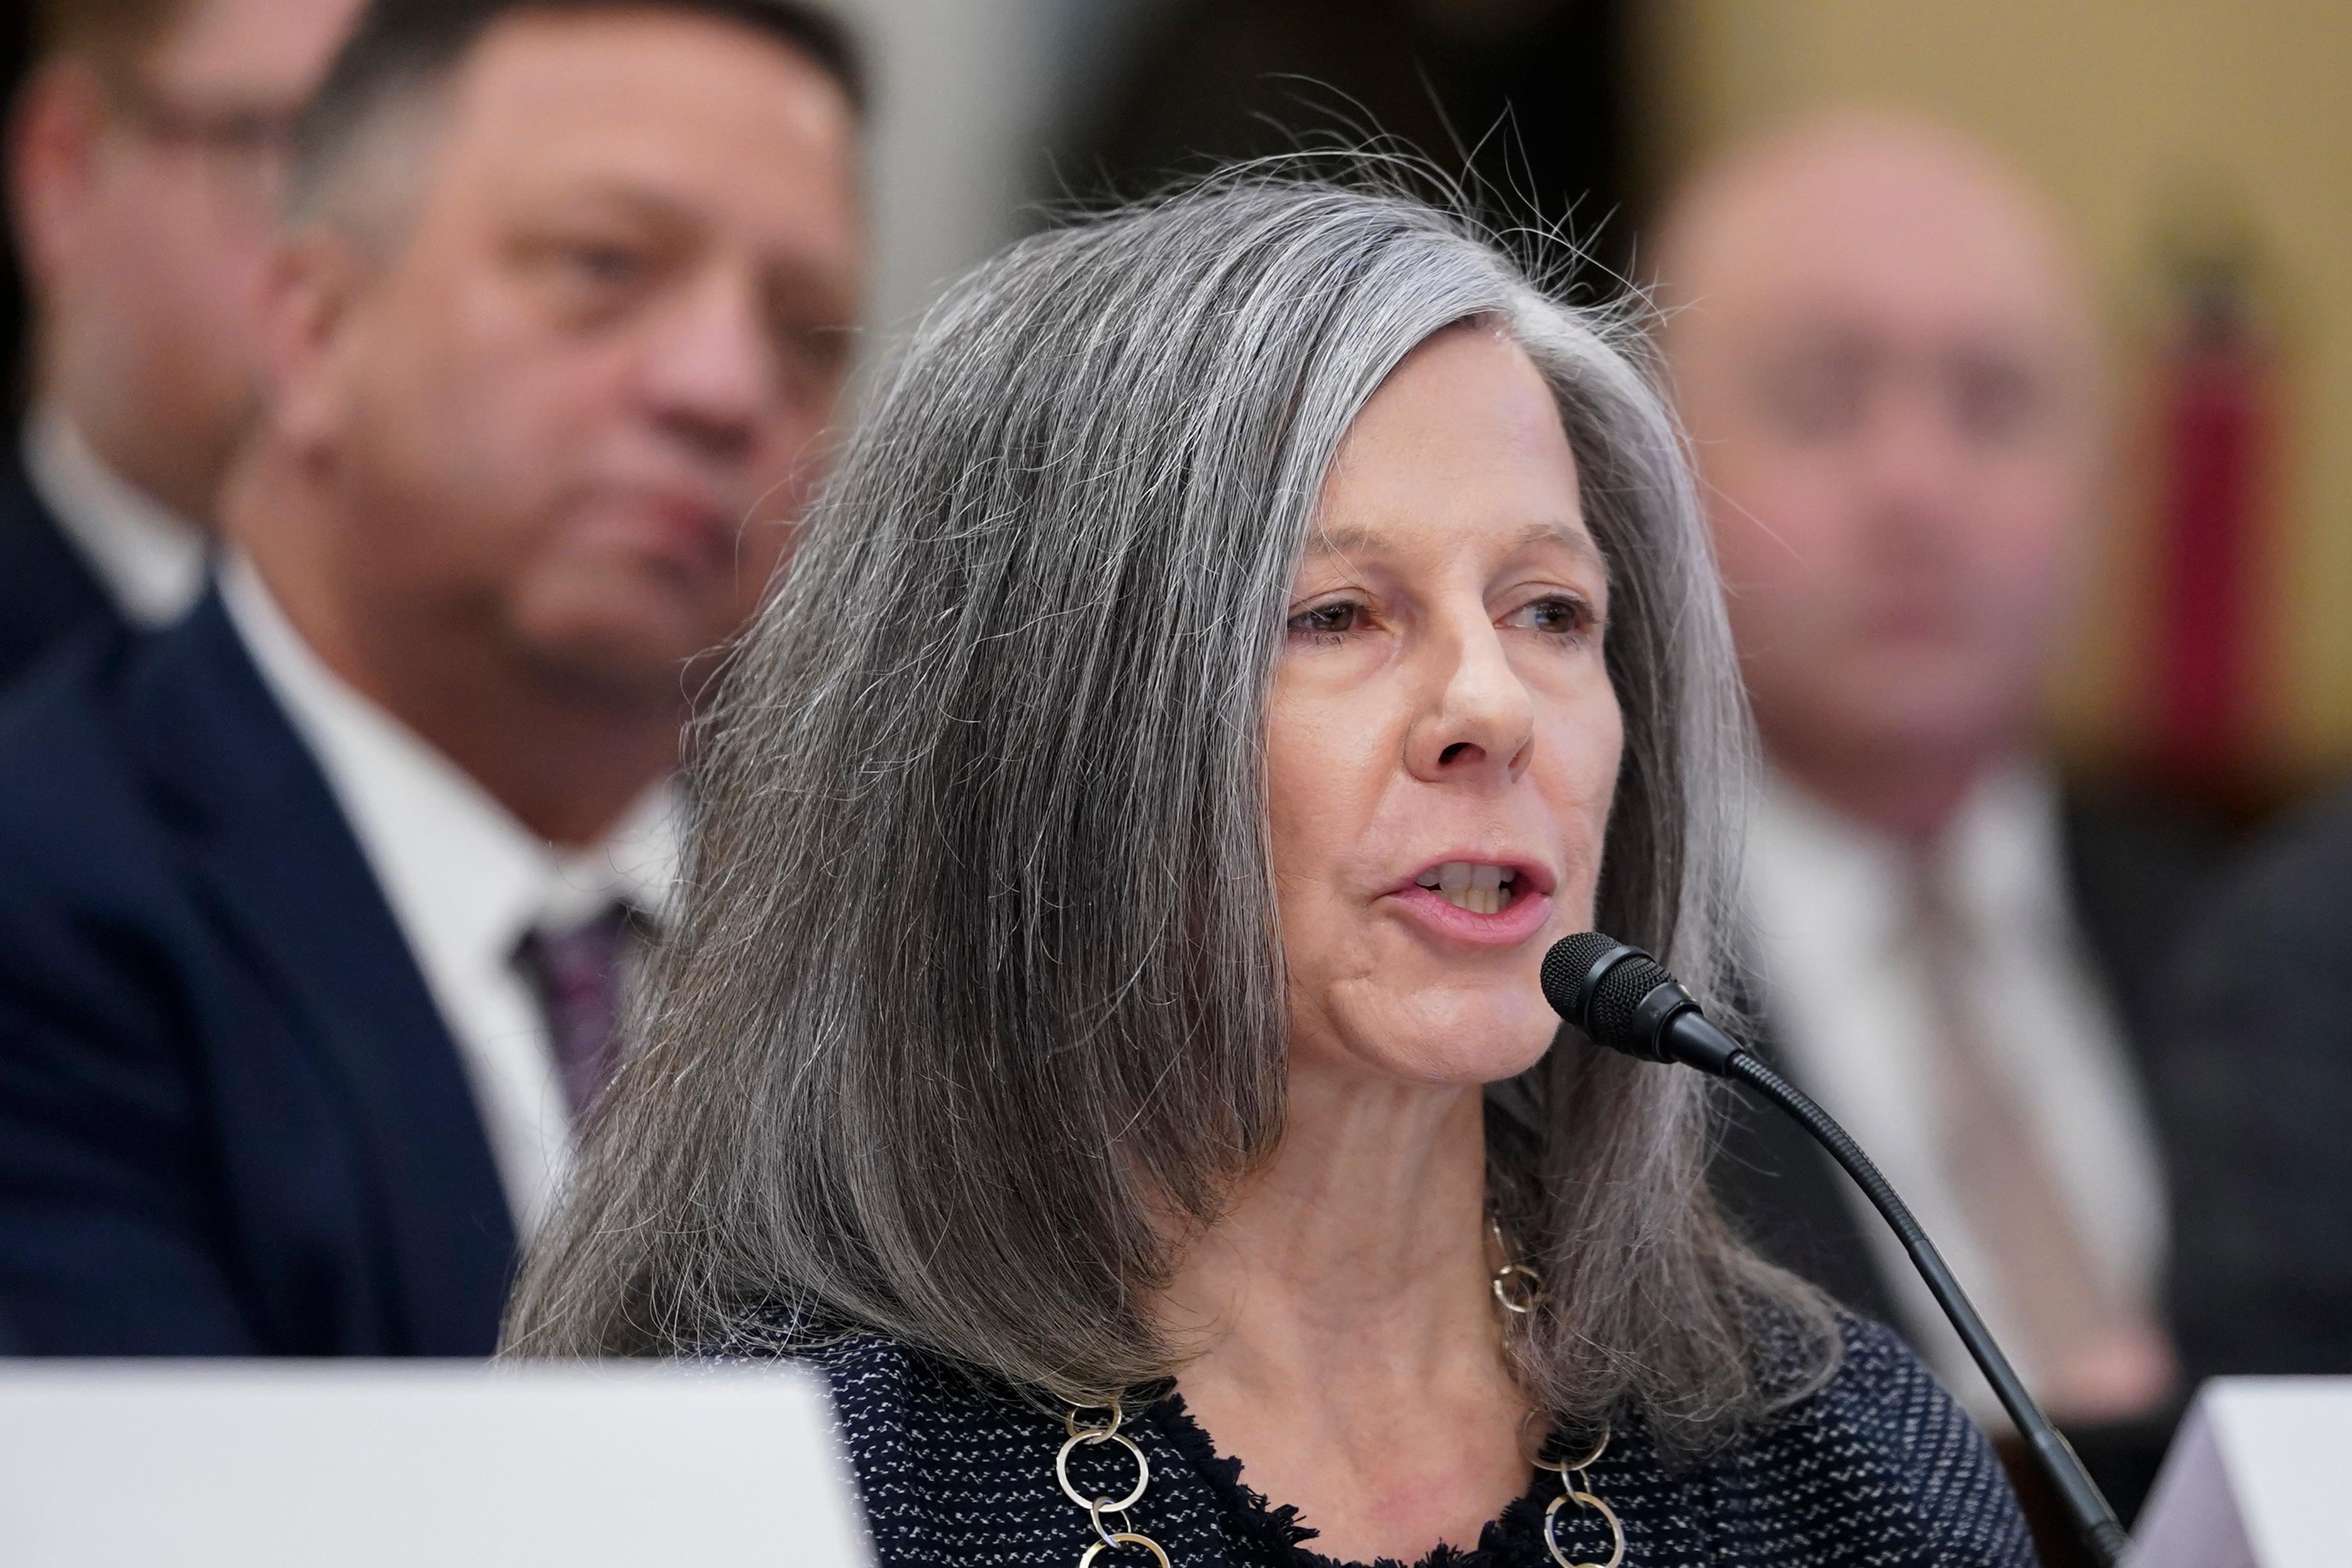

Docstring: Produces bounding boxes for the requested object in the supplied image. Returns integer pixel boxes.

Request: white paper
[2128,1377,2352,1568]
[0,1360,872,1567]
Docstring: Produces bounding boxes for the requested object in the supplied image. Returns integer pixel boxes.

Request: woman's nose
[1404,623,1535,784]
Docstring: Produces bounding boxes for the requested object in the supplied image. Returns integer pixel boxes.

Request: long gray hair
[505,175,1829,1447]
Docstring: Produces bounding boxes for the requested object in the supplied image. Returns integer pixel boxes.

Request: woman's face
[1268,323,1622,1087]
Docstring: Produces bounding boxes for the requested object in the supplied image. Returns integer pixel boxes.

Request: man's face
[9,0,362,518]
[1662,138,2100,775]
[281,10,863,704]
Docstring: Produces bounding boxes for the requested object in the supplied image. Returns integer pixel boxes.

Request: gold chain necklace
[1052,1228,1627,1567]
[1495,1220,1626,1568]
[1530,1424,1624,1568]
[1056,1398,1168,1567]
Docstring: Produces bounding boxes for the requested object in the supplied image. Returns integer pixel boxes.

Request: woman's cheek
[1548,689,1624,926]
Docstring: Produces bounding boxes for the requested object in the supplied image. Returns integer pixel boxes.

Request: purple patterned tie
[515,904,636,1120]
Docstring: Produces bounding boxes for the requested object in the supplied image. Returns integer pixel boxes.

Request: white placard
[0,1360,871,1567]
[2128,1377,2352,1568]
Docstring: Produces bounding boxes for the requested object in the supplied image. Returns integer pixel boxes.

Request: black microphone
[1541,932,2130,1568]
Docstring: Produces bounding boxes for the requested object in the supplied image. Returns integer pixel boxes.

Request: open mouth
[1414,861,1522,916]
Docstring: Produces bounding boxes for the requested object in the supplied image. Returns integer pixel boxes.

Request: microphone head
[1539,932,1684,1064]
[1539,931,1631,1029]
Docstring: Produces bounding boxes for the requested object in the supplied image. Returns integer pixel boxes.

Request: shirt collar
[1939,760,2075,940]
[1752,759,2073,950]
[1748,767,1908,964]
[218,555,681,993]
[21,406,210,628]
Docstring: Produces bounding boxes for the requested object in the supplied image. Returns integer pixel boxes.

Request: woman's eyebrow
[1298,520,1608,586]
[1299,526,1385,559]
[1511,520,1610,580]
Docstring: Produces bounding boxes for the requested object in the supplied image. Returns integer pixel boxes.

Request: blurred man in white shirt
[3,0,363,677]
[1653,110,2193,1426]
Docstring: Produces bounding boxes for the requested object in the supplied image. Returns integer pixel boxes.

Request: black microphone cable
[1540,931,2130,1567]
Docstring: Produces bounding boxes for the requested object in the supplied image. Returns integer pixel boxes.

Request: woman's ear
[259,228,371,459]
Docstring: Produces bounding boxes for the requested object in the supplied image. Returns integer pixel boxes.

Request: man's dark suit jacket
[2159,789,2352,1379]
[0,454,120,689]
[0,590,516,1354]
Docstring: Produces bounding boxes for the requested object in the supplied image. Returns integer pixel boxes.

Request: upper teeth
[1417,862,1516,914]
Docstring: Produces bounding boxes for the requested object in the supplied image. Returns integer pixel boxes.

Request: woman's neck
[1159,1065,1534,1562]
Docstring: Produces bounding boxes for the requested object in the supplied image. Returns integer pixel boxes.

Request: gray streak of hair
[503,172,1831,1450]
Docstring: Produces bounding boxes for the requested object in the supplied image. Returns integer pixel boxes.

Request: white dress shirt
[220,557,680,1238]
[1742,764,2170,1414]
[21,406,209,628]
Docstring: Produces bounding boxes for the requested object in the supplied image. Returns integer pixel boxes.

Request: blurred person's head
[1653,110,2101,841]
[231,0,866,843]
[7,0,365,521]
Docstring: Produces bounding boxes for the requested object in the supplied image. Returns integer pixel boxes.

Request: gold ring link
[1553,1428,1610,1475]
[1056,1428,1149,1513]
[1065,1399,1124,1440]
[1542,1482,1625,1568]
[1087,1496,1133,1550]
[1492,1263,1544,1315]
[1079,1533,1172,1568]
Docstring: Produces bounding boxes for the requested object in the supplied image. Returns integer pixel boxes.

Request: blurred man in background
[2,0,363,683]
[1652,112,2214,1442]
[0,0,864,1355]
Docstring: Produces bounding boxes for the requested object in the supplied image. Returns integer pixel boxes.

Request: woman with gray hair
[506,177,2033,1567]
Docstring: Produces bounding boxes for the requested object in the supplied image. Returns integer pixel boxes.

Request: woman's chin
[1309,998,1561,1088]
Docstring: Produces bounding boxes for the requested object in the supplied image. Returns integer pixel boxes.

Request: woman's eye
[1286,601,1364,642]
[1505,596,1593,638]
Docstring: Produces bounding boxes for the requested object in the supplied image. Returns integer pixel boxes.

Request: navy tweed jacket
[713,1309,2037,1567]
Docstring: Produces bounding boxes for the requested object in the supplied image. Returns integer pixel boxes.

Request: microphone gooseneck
[1542,933,2129,1568]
